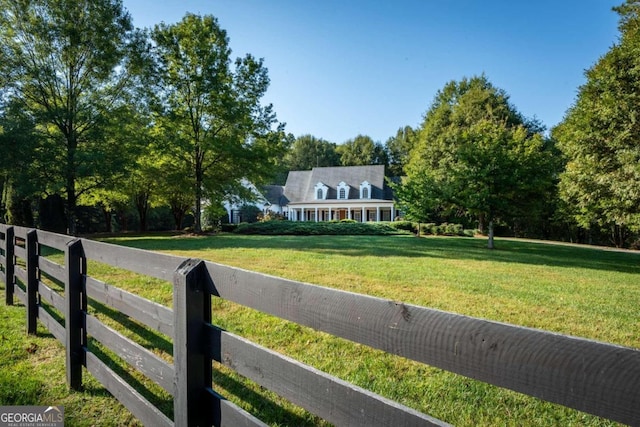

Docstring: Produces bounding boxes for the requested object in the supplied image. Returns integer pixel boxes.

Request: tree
[553,1,640,247]
[0,0,144,234]
[0,100,39,225]
[385,126,417,177]
[338,134,389,167]
[284,134,340,171]
[149,14,287,233]
[399,75,555,248]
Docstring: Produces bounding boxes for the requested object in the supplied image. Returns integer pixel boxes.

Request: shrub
[234,220,411,236]
[220,223,238,233]
[257,211,287,222]
[421,223,437,235]
[444,223,463,236]
[416,222,467,236]
[389,221,416,233]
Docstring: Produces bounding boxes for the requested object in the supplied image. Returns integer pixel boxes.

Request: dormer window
[360,181,372,199]
[314,182,328,200]
[337,181,350,200]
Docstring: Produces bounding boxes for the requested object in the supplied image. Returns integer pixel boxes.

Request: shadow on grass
[212,367,325,426]
[87,342,174,419]
[88,299,173,356]
[100,234,640,275]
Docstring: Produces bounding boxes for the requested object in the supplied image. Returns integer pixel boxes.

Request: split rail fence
[0,224,639,426]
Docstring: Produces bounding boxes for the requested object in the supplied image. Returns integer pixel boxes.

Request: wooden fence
[0,224,639,426]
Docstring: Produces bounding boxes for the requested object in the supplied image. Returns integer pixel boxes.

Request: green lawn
[2,234,638,426]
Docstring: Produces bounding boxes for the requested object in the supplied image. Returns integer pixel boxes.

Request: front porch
[287,202,396,222]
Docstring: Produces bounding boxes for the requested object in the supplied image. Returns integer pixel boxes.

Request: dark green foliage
[285,135,341,170]
[234,221,409,236]
[388,220,417,233]
[220,223,239,233]
[420,223,465,236]
[553,1,640,246]
[385,126,417,177]
[239,204,262,223]
[0,0,141,234]
[338,134,389,166]
[398,75,557,249]
[149,14,287,233]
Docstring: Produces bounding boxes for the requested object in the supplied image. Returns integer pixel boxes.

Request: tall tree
[553,1,640,247]
[338,134,388,166]
[284,134,340,171]
[399,75,555,248]
[150,14,286,233]
[0,100,39,225]
[385,126,417,176]
[0,0,143,234]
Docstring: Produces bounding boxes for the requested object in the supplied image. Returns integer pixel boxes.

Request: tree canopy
[0,0,143,233]
[398,75,555,248]
[553,0,640,246]
[385,126,417,177]
[338,134,388,167]
[148,13,288,232]
[284,134,340,171]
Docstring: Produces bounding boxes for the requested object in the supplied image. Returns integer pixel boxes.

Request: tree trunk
[174,211,184,231]
[170,201,188,231]
[135,192,149,232]
[102,207,112,233]
[66,134,77,235]
[487,220,495,249]
[194,163,203,233]
[66,188,77,235]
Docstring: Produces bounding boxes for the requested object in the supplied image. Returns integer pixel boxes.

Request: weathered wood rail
[1,224,638,426]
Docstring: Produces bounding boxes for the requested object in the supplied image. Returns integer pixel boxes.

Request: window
[315,182,328,200]
[360,181,371,199]
[337,181,350,200]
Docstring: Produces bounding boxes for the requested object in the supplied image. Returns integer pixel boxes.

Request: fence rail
[1,224,639,426]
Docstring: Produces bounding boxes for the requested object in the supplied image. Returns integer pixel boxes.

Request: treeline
[0,2,289,234]
[1,0,639,248]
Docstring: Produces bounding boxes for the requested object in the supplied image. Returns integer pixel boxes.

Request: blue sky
[123,0,621,143]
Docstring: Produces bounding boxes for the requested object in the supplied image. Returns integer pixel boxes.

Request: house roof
[283,165,392,203]
[262,184,286,206]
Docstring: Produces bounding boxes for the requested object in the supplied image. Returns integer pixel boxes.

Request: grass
[2,233,639,426]
[0,301,144,426]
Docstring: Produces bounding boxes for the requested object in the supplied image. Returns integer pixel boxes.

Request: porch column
[314,207,318,222]
[376,206,380,222]
[391,205,395,221]
[348,207,351,220]
[302,207,305,222]
[328,207,332,221]
[361,207,366,222]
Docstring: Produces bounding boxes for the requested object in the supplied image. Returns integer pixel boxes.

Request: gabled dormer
[337,181,350,200]
[360,181,372,199]
[315,182,329,200]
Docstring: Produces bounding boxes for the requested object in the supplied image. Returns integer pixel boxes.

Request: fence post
[25,229,38,334]
[4,226,14,306]
[65,238,85,390]
[173,258,212,427]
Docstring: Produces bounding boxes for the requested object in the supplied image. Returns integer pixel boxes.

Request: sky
[123,0,621,144]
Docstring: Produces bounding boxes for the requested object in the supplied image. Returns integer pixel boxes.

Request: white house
[283,165,397,222]
[225,165,398,223]
[224,165,398,223]
[223,180,287,224]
